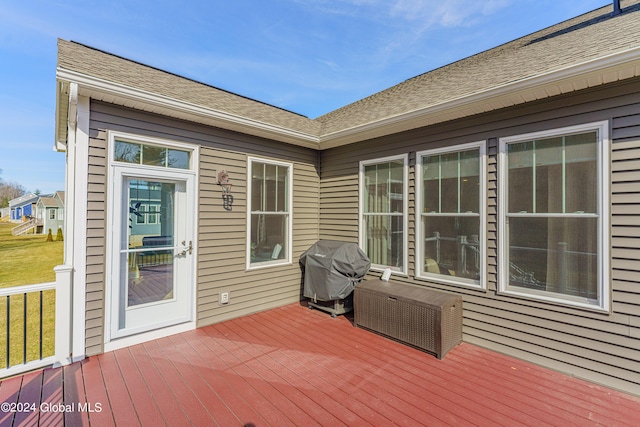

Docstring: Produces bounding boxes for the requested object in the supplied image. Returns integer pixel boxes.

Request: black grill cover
[300,240,371,301]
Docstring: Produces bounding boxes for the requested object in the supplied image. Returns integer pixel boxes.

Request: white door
[109,166,195,339]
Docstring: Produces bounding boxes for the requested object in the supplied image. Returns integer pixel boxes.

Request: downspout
[54,82,78,367]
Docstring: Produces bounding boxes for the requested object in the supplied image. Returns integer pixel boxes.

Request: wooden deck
[1,302,639,426]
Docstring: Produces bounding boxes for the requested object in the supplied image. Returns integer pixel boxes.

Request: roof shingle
[57,1,640,145]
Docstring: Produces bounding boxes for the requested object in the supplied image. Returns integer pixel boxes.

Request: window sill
[246,259,292,271]
[498,287,609,313]
[415,273,485,291]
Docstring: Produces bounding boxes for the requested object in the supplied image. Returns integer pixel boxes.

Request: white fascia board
[319,46,640,149]
[54,80,70,152]
[56,68,321,148]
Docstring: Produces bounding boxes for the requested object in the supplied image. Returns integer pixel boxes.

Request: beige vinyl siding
[612,111,640,332]
[319,77,640,395]
[85,127,108,356]
[84,101,319,355]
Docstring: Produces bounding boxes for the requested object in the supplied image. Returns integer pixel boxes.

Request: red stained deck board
[444,345,632,425]
[62,361,90,427]
[256,306,495,426]
[12,370,41,427]
[224,319,364,427]
[166,332,265,426]
[157,334,246,426]
[112,347,166,427]
[338,315,564,425]
[129,343,190,426]
[233,321,397,427]
[3,303,640,426]
[213,322,336,426]
[259,307,498,425]
[141,338,217,426]
[96,351,140,427]
[183,334,292,427]
[199,326,315,427]
[38,367,64,427]
[234,310,451,427]
[319,323,546,426]
[445,343,640,425]
[187,329,297,427]
[0,375,21,427]
[80,356,116,426]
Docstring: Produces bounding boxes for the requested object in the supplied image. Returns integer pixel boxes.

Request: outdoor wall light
[217,170,233,211]
[217,170,233,194]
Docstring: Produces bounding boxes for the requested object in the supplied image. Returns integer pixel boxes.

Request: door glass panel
[125,180,176,307]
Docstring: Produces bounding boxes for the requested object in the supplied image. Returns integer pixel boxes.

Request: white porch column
[53,265,72,367]
[56,83,90,364]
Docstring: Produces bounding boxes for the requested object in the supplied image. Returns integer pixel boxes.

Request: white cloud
[390,0,512,29]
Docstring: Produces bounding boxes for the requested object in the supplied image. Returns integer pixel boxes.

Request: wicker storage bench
[354,279,462,359]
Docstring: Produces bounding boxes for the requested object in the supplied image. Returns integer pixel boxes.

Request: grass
[0,222,61,369]
[0,223,63,287]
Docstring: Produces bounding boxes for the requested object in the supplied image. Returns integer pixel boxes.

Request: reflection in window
[360,157,406,272]
[503,129,600,301]
[249,159,291,266]
[114,140,190,169]
[419,145,483,286]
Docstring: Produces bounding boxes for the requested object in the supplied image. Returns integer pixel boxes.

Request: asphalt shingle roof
[57,1,640,144]
[316,0,640,134]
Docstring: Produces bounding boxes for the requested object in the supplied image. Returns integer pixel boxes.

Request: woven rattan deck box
[354,279,462,359]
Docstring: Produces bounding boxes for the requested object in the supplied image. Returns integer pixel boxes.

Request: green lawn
[0,222,61,368]
[0,223,63,288]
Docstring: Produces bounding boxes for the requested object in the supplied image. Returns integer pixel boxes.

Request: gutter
[319,45,640,149]
[55,68,321,149]
[56,45,640,151]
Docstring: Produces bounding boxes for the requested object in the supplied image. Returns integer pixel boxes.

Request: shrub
[46,229,53,242]
[56,228,63,241]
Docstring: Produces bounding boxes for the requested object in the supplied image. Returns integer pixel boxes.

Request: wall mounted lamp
[217,170,233,193]
[217,170,233,211]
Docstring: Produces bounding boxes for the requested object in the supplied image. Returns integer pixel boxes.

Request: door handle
[178,240,193,256]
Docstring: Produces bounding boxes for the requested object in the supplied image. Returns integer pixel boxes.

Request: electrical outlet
[220,292,230,304]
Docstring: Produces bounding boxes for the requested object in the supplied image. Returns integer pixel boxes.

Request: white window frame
[416,141,487,289]
[498,121,610,311]
[359,154,409,275]
[246,156,293,270]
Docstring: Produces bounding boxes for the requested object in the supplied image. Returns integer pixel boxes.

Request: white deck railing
[0,282,56,378]
[0,266,72,378]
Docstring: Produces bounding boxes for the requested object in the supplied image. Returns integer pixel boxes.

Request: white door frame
[104,132,199,351]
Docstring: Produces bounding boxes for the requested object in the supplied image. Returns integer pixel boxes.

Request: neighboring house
[53,2,640,395]
[9,193,38,222]
[36,191,65,235]
[0,207,9,219]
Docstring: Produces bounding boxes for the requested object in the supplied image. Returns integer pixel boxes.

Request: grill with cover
[300,240,371,317]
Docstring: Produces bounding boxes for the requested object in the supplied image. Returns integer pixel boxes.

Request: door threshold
[104,321,196,353]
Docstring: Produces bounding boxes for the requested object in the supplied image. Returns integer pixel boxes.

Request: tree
[0,181,27,208]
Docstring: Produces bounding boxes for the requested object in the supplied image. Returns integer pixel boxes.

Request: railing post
[54,265,73,367]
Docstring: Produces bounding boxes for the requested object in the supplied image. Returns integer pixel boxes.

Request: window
[114,140,191,169]
[359,155,408,274]
[417,142,486,288]
[499,122,609,310]
[247,157,293,268]
[49,209,56,220]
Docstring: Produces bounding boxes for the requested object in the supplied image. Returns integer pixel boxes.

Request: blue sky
[0,0,608,195]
